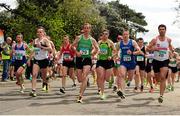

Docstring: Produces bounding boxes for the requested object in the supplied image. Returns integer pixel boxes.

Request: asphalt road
[1,76,180,115]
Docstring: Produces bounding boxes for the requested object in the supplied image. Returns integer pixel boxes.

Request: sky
[0,0,180,48]
[103,0,180,48]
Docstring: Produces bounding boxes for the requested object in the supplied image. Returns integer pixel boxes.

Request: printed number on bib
[159,50,166,57]
[123,55,131,61]
[15,53,23,60]
[100,48,108,55]
[80,48,89,55]
[169,60,176,67]
[148,58,153,63]
[34,48,40,55]
[63,53,71,59]
[137,56,144,61]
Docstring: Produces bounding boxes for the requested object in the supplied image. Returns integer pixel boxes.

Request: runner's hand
[127,50,132,55]
[76,51,82,57]
[108,56,112,60]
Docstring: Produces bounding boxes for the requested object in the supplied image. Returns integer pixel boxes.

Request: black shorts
[169,66,178,73]
[153,59,169,73]
[48,60,54,67]
[34,59,49,69]
[145,63,153,73]
[75,57,92,69]
[136,61,145,70]
[96,60,114,70]
[14,60,25,72]
[178,68,180,71]
[63,60,75,68]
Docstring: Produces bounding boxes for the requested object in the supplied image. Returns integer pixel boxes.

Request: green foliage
[0,0,148,48]
[97,0,148,41]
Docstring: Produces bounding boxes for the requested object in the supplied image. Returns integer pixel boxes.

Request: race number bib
[123,55,131,62]
[148,58,153,63]
[159,50,166,57]
[15,53,23,60]
[136,56,144,61]
[34,47,40,56]
[80,48,89,55]
[100,48,108,55]
[63,53,71,59]
[169,60,176,67]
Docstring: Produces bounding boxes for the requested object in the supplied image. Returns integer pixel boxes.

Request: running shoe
[45,84,49,92]
[113,86,117,92]
[117,90,125,99]
[100,94,107,100]
[29,91,37,97]
[77,96,83,103]
[72,84,76,87]
[10,77,14,81]
[19,85,25,93]
[166,85,171,91]
[42,86,46,91]
[140,85,144,92]
[171,86,174,91]
[127,81,131,87]
[158,96,163,103]
[60,87,65,94]
[98,89,101,95]
[133,87,138,92]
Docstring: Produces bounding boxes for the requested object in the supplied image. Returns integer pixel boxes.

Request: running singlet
[169,57,177,67]
[77,35,92,58]
[136,46,145,62]
[99,41,111,60]
[14,43,26,62]
[61,44,74,61]
[146,53,154,64]
[120,39,135,62]
[34,39,48,60]
[153,37,169,61]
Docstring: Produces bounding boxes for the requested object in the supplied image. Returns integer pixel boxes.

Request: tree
[96,0,148,41]
[0,0,106,48]
[0,0,148,47]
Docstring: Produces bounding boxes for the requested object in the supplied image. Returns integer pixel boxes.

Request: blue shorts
[120,61,136,70]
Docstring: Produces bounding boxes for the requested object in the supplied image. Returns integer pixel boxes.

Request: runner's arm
[146,39,157,52]
[91,38,100,56]
[132,40,141,55]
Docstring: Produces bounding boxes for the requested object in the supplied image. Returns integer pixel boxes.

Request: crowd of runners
[1,23,180,104]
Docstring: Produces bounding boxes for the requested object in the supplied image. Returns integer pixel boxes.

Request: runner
[72,23,99,103]
[58,35,76,94]
[47,36,56,81]
[115,30,141,99]
[134,37,146,92]
[29,26,52,97]
[145,51,155,93]
[25,39,34,80]
[112,35,122,91]
[96,29,116,100]
[176,55,180,82]
[12,34,30,93]
[167,51,179,91]
[147,24,174,103]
